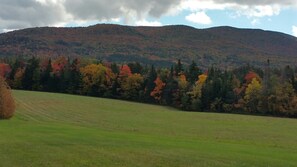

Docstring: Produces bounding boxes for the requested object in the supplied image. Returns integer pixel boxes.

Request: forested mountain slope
[1,24,297,67]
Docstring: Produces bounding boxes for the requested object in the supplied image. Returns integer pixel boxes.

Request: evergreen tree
[68,58,82,94]
[40,59,53,91]
[128,62,143,74]
[59,58,81,94]
[186,61,202,84]
[200,67,228,111]
[8,58,21,84]
[111,76,121,98]
[22,57,40,90]
[263,59,272,95]
[282,65,296,93]
[111,63,119,74]
[259,59,273,113]
[163,67,179,105]
[174,59,183,76]
[144,65,157,103]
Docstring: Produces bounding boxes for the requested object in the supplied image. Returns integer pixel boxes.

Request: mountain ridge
[1,24,297,67]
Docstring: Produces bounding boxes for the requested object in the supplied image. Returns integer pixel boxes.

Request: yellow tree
[189,74,208,110]
[121,73,144,100]
[177,74,191,109]
[80,64,115,95]
[13,68,25,89]
[191,74,207,99]
[178,74,188,91]
[0,77,15,119]
[244,78,262,112]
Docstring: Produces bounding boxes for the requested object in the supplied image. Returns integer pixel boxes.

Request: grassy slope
[1,90,297,167]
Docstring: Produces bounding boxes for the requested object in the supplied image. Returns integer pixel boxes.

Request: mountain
[1,24,297,68]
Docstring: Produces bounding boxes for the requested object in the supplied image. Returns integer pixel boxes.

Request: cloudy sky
[1,0,297,37]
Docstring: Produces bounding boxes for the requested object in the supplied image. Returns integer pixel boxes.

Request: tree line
[1,57,297,117]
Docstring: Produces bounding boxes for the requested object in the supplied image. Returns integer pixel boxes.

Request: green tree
[261,81,297,116]
[111,63,119,74]
[22,57,40,90]
[186,61,202,84]
[8,58,22,87]
[144,65,157,103]
[163,67,178,105]
[174,59,184,76]
[40,59,53,91]
[128,62,143,74]
[60,58,82,94]
[68,58,82,94]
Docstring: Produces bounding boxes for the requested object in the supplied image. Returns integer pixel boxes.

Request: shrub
[0,77,15,119]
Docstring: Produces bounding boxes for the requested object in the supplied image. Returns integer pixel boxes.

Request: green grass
[1,90,297,166]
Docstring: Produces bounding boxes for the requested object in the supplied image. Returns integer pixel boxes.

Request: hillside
[1,24,297,67]
[1,90,297,166]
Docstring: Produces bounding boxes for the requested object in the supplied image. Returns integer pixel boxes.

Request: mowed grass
[1,90,297,166]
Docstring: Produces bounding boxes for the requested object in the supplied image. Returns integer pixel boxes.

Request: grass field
[1,90,297,166]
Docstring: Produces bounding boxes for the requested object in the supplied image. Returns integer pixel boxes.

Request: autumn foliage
[0,63,11,78]
[2,57,297,118]
[244,71,261,84]
[52,57,68,75]
[119,65,132,78]
[80,64,115,95]
[150,77,166,102]
[0,77,15,119]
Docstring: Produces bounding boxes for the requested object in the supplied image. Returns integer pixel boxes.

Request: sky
[1,0,297,37]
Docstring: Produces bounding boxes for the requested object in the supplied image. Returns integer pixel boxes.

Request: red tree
[119,65,132,78]
[0,63,11,78]
[244,71,261,84]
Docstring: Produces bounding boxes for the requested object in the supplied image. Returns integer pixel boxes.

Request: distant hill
[1,24,297,68]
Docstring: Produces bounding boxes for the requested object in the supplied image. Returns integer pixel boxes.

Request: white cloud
[2,29,16,33]
[292,26,297,37]
[235,5,281,18]
[135,20,162,26]
[111,18,121,23]
[185,11,212,25]
[180,0,234,11]
[251,19,260,25]
[180,0,283,19]
[211,0,297,7]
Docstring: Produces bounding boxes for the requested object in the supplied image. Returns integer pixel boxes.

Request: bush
[0,77,15,119]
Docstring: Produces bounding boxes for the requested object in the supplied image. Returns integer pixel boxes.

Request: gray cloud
[63,0,180,23]
[0,0,296,33]
[0,0,180,32]
[0,0,66,32]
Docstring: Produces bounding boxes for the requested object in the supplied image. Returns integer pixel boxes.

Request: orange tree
[0,77,15,119]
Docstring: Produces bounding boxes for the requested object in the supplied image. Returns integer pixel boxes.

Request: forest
[1,56,297,117]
